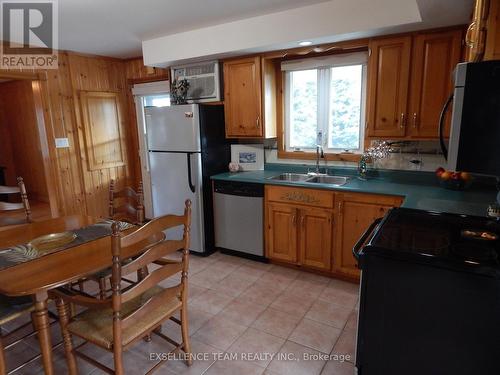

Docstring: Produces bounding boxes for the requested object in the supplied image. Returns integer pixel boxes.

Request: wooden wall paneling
[42,53,87,216]
[0,54,153,218]
[68,53,133,218]
[124,58,169,81]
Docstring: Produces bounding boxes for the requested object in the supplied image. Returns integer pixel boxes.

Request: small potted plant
[171,79,190,105]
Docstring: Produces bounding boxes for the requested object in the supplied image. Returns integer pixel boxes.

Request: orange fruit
[440,171,451,180]
[460,172,471,181]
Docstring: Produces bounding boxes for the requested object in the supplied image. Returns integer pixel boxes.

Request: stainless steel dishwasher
[213,180,264,259]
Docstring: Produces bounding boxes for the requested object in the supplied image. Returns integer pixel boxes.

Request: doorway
[0,77,56,222]
[131,80,170,219]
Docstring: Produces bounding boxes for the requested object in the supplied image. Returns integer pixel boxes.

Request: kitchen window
[283,52,368,154]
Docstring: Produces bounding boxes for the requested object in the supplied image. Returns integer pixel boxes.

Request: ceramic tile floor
[2,251,359,375]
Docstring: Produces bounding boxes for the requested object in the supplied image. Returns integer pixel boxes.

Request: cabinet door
[299,207,333,271]
[266,202,298,263]
[409,30,463,138]
[367,36,412,137]
[485,0,500,60]
[223,57,263,138]
[334,193,403,278]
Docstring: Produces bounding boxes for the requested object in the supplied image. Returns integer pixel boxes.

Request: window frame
[280,55,367,161]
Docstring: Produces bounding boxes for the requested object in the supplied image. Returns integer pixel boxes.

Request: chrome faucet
[311,145,325,175]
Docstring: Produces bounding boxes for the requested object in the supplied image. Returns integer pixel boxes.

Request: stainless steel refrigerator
[142,104,230,254]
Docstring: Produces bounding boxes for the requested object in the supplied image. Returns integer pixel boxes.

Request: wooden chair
[52,200,192,375]
[0,295,60,374]
[0,177,32,227]
[89,180,146,298]
[109,180,144,225]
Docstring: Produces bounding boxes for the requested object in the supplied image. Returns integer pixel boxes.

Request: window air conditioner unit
[170,61,222,103]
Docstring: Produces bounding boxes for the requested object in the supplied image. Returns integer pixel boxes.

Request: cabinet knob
[412,113,418,128]
[256,116,260,129]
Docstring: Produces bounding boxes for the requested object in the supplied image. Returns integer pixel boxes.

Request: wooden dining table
[0,215,140,375]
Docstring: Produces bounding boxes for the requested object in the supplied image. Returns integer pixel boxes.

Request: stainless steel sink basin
[267,173,311,182]
[306,175,350,186]
[267,173,350,186]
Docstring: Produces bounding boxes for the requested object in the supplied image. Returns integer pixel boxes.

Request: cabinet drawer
[266,185,334,208]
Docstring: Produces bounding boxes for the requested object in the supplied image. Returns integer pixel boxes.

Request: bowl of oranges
[435,167,472,190]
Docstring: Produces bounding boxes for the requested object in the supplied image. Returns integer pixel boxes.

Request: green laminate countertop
[211,166,498,217]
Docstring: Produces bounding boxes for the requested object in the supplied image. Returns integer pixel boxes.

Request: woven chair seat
[67,286,181,349]
[0,294,34,325]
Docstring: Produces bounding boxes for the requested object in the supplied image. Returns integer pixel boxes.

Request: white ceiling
[56,0,473,59]
[59,0,328,58]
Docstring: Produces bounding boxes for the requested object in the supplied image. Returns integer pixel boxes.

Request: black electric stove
[355,208,500,375]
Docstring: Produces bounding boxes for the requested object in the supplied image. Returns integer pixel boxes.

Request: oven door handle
[353,218,382,261]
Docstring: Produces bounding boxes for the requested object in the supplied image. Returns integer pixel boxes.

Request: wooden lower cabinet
[333,193,403,279]
[265,185,402,281]
[299,206,333,271]
[266,202,298,263]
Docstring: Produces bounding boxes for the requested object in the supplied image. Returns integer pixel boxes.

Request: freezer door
[149,151,204,253]
[145,104,200,152]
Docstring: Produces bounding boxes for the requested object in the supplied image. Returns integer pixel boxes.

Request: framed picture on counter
[231,144,264,171]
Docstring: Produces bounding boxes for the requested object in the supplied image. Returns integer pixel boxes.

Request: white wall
[143,0,421,66]
[263,140,445,172]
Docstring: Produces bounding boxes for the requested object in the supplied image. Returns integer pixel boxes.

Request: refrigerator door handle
[187,153,196,193]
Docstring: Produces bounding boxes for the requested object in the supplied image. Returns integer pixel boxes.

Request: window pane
[289,70,317,149]
[329,65,362,150]
[144,94,170,107]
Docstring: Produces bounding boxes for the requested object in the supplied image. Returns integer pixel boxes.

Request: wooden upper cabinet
[408,30,463,138]
[299,207,333,271]
[485,0,500,60]
[367,36,412,138]
[266,202,298,264]
[223,57,263,138]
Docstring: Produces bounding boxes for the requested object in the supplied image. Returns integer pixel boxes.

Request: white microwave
[446,61,500,176]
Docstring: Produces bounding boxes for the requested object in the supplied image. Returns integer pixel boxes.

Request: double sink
[267,173,349,186]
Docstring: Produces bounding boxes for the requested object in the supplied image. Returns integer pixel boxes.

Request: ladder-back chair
[109,180,144,226]
[53,200,192,375]
[91,180,146,298]
[0,177,32,227]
